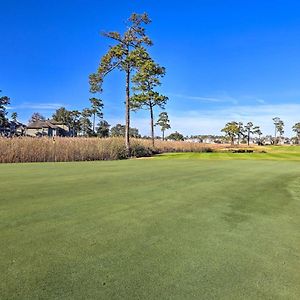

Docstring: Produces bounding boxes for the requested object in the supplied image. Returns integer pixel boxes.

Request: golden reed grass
[0,137,235,163]
[139,139,232,152]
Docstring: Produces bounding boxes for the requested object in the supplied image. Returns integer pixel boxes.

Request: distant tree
[80,108,92,136]
[244,122,261,146]
[0,90,10,130]
[256,128,263,145]
[131,59,168,147]
[273,117,284,144]
[89,97,104,133]
[11,112,18,122]
[237,122,244,145]
[29,112,45,123]
[261,135,274,145]
[97,120,110,138]
[129,127,141,138]
[89,13,152,153]
[167,131,184,141]
[52,107,72,125]
[221,121,240,145]
[110,124,124,137]
[69,110,81,137]
[156,112,171,140]
[110,123,140,138]
[292,122,300,144]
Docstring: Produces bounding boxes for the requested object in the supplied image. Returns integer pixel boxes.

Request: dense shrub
[130,143,154,158]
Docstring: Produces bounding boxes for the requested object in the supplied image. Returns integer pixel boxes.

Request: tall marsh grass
[0,137,232,163]
[0,137,127,163]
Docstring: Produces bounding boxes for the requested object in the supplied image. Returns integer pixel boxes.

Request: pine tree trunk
[93,113,96,133]
[150,104,154,147]
[125,68,130,155]
[162,130,164,141]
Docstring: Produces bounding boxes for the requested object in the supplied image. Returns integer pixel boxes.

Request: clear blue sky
[1,0,300,136]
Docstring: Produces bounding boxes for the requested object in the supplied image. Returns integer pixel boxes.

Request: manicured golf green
[156,151,300,161]
[1,156,300,299]
[156,145,300,161]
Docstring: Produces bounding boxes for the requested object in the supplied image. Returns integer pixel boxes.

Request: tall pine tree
[89,13,152,154]
[131,59,168,147]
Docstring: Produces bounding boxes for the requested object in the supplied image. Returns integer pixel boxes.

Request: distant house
[184,138,201,143]
[26,120,69,137]
[202,137,215,144]
[0,121,26,137]
[10,121,26,136]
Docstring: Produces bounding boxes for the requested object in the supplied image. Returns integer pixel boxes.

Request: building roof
[10,121,25,127]
[27,120,58,129]
[49,119,66,125]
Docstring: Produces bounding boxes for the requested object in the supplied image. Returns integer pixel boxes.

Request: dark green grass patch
[1,159,300,299]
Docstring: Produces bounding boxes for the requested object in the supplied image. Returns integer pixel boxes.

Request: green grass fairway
[1,158,300,299]
[156,145,300,161]
[156,151,300,160]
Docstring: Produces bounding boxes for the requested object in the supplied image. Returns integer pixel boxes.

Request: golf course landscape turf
[1,151,300,299]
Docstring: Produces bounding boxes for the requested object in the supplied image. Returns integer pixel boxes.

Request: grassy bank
[1,159,300,299]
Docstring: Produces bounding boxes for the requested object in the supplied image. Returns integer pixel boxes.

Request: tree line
[25,106,171,140]
[0,88,171,140]
[2,86,300,144]
[221,118,300,145]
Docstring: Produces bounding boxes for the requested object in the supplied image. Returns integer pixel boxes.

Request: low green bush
[130,143,154,158]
